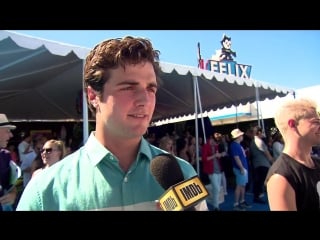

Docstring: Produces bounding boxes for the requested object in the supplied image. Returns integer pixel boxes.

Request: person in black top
[265,98,320,211]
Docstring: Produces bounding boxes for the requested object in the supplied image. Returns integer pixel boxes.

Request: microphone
[150,153,209,211]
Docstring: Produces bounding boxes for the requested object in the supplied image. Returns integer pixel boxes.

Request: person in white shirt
[271,128,284,160]
[18,132,37,188]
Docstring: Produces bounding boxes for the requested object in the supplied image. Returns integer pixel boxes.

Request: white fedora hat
[0,114,16,130]
[231,128,244,139]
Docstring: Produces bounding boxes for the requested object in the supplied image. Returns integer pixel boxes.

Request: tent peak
[1,30,91,59]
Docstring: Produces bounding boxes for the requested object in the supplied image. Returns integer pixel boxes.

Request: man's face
[297,115,320,146]
[98,62,158,139]
[0,127,13,148]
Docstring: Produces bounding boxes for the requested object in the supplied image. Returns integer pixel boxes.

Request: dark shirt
[265,153,320,211]
[0,149,12,195]
[0,148,13,211]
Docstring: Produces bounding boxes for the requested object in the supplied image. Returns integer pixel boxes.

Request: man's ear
[87,86,97,101]
[288,119,296,128]
[87,86,99,108]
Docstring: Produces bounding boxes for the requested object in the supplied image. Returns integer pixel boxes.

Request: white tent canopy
[154,62,295,123]
[1,30,296,174]
[0,30,89,122]
[0,30,295,128]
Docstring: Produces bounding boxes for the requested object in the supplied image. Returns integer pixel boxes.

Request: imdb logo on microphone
[159,176,209,211]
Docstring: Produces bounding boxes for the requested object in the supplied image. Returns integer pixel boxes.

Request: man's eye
[122,86,133,91]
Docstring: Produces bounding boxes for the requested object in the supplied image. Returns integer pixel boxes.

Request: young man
[17,36,208,211]
[250,126,274,204]
[265,98,320,211]
[0,113,18,211]
[229,128,251,211]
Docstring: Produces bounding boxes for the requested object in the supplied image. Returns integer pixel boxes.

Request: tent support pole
[255,83,265,134]
[82,61,89,143]
[193,76,199,175]
[194,75,206,176]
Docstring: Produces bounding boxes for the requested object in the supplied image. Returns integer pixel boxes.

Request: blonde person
[265,98,320,211]
[32,140,66,178]
[17,36,207,211]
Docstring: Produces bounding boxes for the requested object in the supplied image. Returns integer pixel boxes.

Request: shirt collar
[85,131,153,166]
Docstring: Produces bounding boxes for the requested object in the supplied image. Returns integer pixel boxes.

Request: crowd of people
[0,116,69,210]
[1,35,320,211]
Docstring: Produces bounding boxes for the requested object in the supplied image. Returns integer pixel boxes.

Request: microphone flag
[158,175,209,211]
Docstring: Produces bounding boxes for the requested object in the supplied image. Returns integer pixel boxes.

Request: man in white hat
[229,128,251,211]
[0,113,18,211]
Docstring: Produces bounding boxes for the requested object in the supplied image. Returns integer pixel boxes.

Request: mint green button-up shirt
[16,132,199,211]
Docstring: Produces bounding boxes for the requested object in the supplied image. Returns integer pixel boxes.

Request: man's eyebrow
[148,82,158,88]
[116,81,158,88]
[117,80,138,84]
[309,117,320,122]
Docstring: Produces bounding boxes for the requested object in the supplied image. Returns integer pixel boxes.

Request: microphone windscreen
[150,153,185,190]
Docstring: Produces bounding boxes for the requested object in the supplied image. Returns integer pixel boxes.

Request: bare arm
[234,155,246,174]
[202,145,220,162]
[256,138,274,163]
[264,149,274,164]
[266,173,296,211]
[0,186,17,206]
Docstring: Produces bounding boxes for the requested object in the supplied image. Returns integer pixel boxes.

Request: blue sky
[12,30,320,90]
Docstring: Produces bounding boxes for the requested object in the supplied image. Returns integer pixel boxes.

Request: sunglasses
[40,148,56,154]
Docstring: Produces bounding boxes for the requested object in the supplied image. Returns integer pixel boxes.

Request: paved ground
[207,188,270,211]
